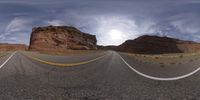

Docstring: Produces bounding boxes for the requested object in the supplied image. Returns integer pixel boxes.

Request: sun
[108,29,123,40]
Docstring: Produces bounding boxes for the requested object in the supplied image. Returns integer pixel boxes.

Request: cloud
[94,15,157,45]
[46,20,65,26]
[0,0,200,45]
[5,17,31,33]
[170,14,200,34]
[0,17,33,44]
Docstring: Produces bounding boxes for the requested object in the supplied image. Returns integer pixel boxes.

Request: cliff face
[29,26,97,52]
[118,35,200,54]
[0,44,27,51]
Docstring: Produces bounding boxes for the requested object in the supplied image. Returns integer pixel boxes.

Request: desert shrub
[160,64,165,67]
[159,63,165,67]
[159,62,164,64]
[179,55,183,58]
[170,62,176,65]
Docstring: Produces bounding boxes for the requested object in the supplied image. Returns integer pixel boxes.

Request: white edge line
[0,51,16,68]
[118,53,200,81]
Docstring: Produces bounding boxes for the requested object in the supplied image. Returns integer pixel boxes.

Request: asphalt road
[0,51,199,100]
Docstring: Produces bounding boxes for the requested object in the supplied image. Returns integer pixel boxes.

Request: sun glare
[108,29,123,40]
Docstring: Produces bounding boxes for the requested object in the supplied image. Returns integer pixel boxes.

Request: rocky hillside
[29,26,97,52]
[118,35,200,54]
[0,44,27,51]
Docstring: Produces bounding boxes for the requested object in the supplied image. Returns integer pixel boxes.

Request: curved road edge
[117,52,200,81]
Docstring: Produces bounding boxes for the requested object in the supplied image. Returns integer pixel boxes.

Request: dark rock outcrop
[29,26,97,52]
[118,35,200,54]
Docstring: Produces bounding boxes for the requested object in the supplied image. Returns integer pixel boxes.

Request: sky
[0,0,200,45]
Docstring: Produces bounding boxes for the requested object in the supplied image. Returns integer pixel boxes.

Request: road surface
[0,51,199,100]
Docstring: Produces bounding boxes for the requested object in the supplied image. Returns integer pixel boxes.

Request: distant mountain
[29,26,97,52]
[97,45,117,50]
[117,35,200,54]
[0,43,27,51]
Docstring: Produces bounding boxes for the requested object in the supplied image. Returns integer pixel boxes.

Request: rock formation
[29,26,97,52]
[118,35,200,54]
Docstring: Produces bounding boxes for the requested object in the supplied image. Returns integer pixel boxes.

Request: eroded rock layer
[118,35,200,54]
[29,26,97,52]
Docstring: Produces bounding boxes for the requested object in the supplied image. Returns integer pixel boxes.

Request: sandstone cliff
[29,26,97,52]
[118,35,200,54]
[0,44,27,51]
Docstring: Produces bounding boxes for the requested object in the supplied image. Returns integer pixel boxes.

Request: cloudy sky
[0,0,200,45]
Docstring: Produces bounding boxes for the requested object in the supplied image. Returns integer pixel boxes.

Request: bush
[179,55,183,58]
[170,62,176,65]
[159,63,165,67]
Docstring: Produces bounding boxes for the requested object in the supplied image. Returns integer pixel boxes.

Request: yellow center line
[24,53,108,67]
